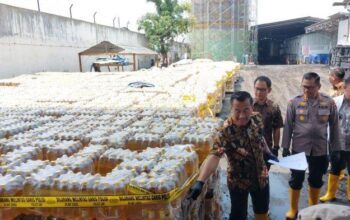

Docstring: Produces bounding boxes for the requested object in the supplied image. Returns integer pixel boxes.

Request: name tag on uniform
[318,109,330,115]
[318,109,330,123]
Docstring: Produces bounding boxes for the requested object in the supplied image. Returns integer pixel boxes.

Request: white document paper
[268,152,308,171]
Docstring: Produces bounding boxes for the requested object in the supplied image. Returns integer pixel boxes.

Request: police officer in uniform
[282,72,340,220]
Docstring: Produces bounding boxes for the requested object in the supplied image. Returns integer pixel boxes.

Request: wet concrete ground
[218,164,350,220]
[217,75,350,219]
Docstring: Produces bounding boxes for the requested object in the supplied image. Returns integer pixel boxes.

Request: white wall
[338,19,350,46]
[285,31,337,63]
[0,4,152,78]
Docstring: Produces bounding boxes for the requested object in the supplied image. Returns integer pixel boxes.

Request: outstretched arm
[197,155,221,182]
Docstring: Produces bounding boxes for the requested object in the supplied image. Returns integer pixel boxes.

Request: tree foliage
[138,0,193,66]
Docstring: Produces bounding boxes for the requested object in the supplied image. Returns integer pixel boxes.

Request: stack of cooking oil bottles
[0,60,238,118]
[0,145,200,220]
[0,60,237,219]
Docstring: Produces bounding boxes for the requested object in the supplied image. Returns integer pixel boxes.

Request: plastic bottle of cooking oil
[197,134,214,164]
[0,175,25,220]
[126,135,141,151]
[73,181,92,220]
[186,151,199,177]
[98,154,109,175]
[155,179,174,220]
[148,134,161,149]
[170,145,199,177]
[93,177,128,220]
[98,151,126,176]
[79,173,106,220]
[71,180,83,220]
[184,134,212,164]
[163,131,183,146]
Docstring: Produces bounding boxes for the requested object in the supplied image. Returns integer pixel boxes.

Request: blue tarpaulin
[308,54,330,64]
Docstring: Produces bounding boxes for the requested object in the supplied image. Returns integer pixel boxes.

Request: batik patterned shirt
[210,113,268,191]
[253,99,284,148]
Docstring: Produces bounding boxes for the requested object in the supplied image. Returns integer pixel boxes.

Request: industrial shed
[256,17,322,65]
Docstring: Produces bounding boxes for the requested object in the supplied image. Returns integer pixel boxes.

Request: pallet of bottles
[0,109,222,165]
[0,60,236,220]
[0,144,200,220]
[0,60,239,120]
[0,112,217,219]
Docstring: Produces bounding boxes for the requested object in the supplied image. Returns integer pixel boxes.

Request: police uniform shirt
[282,93,340,156]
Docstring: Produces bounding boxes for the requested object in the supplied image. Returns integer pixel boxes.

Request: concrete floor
[217,66,350,219]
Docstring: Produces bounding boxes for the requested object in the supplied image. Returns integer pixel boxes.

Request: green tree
[138,0,193,66]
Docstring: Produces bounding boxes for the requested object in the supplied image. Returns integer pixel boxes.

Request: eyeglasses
[254,87,268,92]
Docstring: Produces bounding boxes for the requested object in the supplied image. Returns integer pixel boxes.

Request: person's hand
[282,148,291,157]
[266,152,279,163]
[272,146,279,157]
[187,181,204,200]
[330,151,341,163]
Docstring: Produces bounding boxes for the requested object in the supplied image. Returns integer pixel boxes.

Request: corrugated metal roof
[79,41,157,56]
[333,0,350,6]
[305,13,348,34]
[79,41,124,55]
[257,17,323,30]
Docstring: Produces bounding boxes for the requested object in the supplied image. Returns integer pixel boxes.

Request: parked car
[112,55,129,66]
[94,56,129,66]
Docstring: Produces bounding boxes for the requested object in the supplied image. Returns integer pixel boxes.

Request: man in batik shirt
[253,76,284,158]
[187,91,278,220]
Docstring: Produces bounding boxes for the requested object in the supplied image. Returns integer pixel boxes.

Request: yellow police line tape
[0,173,199,208]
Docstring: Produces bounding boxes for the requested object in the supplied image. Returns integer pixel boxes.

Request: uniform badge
[299,101,306,107]
[299,115,305,121]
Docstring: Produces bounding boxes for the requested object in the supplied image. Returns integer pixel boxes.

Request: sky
[0,0,347,31]
[258,0,346,24]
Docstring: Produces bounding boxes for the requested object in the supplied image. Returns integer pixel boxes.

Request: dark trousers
[229,183,269,220]
[330,151,350,175]
[264,152,272,170]
[289,153,328,190]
